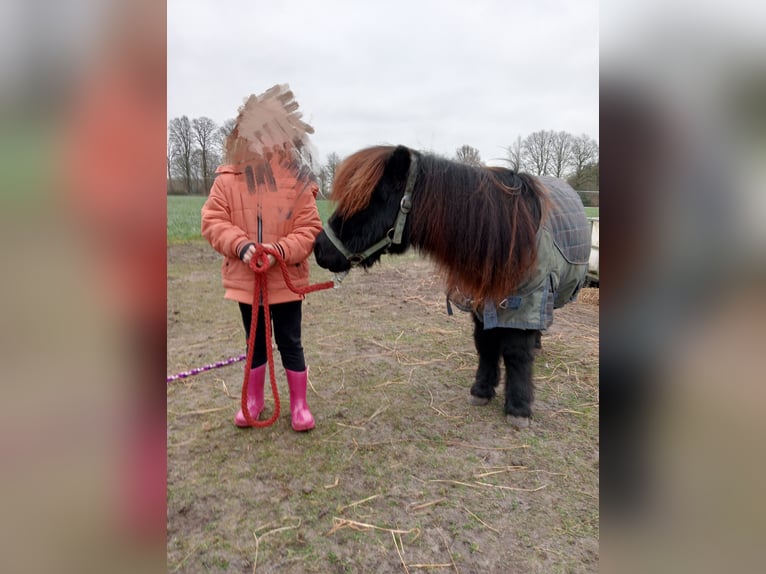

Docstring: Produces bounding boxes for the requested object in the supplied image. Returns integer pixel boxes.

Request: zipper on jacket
[245,164,263,305]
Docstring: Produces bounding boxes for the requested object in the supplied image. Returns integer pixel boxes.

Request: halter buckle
[400,194,412,214]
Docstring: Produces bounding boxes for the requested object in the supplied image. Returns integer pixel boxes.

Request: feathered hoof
[506,415,530,429]
[469,395,491,406]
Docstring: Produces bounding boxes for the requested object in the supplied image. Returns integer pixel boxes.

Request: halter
[323,152,418,267]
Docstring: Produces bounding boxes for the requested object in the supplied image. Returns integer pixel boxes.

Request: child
[201,116,322,431]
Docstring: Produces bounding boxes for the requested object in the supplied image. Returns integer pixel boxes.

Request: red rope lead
[240,244,335,428]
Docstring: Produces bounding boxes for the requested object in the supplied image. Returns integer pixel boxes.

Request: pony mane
[329,145,549,304]
[408,155,549,304]
[331,146,396,218]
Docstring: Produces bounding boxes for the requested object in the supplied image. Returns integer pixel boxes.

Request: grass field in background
[167,195,207,242]
[316,198,333,222]
[167,195,598,243]
[167,196,335,243]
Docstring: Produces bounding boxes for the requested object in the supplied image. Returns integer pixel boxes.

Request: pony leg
[501,328,537,428]
[470,315,501,405]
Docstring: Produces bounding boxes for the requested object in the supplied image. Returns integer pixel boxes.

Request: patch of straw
[551,408,586,416]
[217,377,235,399]
[419,478,484,491]
[578,288,599,306]
[366,404,388,422]
[415,475,550,494]
[408,498,446,512]
[473,481,549,492]
[438,530,460,574]
[337,494,381,513]
[251,517,302,574]
[375,368,415,389]
[173,406,230,417]
[574,489,598,500]
[473,466,527,478]
[326,517,419,538]
[306,367,321,397]
[392,531,410,574]
[462,506,499,534]
[171,540,208,572]
[447,441,530,451]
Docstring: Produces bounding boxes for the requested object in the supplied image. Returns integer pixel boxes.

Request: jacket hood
[215,164,242,175]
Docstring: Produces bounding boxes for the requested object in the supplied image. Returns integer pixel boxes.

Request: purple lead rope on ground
[166,354,246,383]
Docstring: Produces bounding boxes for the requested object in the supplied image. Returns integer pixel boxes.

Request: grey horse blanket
[450,176,590,330]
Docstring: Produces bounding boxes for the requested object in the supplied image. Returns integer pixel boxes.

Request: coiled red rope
[240,244,335,428]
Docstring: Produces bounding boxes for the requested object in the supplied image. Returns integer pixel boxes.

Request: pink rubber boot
[285,368,315,431]
[234,364,266,427]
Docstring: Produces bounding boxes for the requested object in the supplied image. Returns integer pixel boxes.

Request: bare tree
[522,130,555,175]
[455,144,483,166]
[215,117,237,159]
[570,162,599,191]
[192,116,218,194]
[505,135,524,171]
[317,165,331,199]
[168,116,194,194]
[319,152,340,197]
[550,131,574,178]
[167,138,175,193]
[570,134,599,177]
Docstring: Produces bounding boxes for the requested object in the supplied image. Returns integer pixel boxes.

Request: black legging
[238,301,305,371]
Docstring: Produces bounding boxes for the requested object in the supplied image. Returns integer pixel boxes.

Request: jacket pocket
[222,257,236,280]
[286,259,308,285]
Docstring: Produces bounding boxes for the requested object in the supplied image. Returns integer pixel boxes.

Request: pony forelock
[331,146,395,218]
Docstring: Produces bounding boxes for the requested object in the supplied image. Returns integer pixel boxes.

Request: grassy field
[168,196,335,243]
[167,194,599,572]
[168,195,598,243]
[168,245,599,573]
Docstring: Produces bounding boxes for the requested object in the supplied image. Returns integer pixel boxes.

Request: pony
[314,145,590,428]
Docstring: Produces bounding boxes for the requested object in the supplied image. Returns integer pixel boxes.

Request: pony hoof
[469,396,491,406]
[506,415,530,429]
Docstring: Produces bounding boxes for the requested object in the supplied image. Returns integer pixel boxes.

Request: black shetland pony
[314,145,589,428]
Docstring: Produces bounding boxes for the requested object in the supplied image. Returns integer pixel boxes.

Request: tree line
[454,131,599,190]
[168,116,598,195]
[167,115,235,195]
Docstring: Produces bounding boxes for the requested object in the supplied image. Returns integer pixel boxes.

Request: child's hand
[241,244,256,264]
[255,244,277,268]
[259,254,277,268]
[242,243,277,268]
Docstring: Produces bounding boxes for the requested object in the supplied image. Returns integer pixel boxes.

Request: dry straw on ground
[578,287,599,306]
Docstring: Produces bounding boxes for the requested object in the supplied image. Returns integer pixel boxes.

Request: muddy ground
[167,242,599,573]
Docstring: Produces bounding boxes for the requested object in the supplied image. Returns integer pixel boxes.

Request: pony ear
[387,145,412,180]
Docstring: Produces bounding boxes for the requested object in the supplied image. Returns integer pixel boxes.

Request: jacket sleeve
[275,183,323,265]
[200,177,250,259]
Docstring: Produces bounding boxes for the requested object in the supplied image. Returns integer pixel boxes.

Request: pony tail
[332,146,395,218]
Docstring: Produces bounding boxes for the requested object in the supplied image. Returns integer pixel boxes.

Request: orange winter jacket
[201,161,323,305]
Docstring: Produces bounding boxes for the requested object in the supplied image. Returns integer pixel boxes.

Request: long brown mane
[332,146,550,304]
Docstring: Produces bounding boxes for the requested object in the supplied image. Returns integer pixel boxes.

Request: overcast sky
[168,0,598,166]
